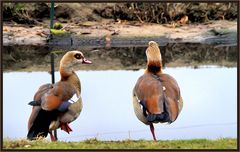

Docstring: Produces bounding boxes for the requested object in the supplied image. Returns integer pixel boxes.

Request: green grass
[3,138,237,149]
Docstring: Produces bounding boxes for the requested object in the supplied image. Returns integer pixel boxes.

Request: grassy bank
[3,138,237,149]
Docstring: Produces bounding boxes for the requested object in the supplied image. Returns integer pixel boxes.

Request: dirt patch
[3,20,237,46]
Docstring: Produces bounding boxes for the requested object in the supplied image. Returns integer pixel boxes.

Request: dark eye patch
[74,53,82,59]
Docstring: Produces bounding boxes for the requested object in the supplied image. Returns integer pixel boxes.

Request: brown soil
[3,19,237,46]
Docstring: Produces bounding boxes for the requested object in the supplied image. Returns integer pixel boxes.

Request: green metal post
[50,1,58,141]
[50,1,54,29]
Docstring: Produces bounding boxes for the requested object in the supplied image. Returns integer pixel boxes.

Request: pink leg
[49,131,57,141]
[150,123,157,141]
[60,123,72,134]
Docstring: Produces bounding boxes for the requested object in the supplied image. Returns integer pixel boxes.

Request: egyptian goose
[27,51,92,141]
[132,41,183,141]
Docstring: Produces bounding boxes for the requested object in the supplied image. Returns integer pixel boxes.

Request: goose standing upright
[132,41,183,141]
[27,51,92,141]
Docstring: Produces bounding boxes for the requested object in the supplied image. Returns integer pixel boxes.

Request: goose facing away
[27,51,92,141]
[132,41,183,141]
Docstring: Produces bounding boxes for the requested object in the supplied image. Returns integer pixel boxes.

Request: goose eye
[74,53,82,59]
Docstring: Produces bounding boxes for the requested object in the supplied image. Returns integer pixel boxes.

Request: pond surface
[3,66,237,141]
[3,43,237,71]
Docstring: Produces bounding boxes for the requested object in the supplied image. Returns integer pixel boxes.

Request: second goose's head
[145,41,162,74]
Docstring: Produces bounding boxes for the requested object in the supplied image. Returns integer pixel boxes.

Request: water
[3,43,237,71]
[3,66,237,141]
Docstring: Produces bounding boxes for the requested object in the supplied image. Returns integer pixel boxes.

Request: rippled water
[3,66,237,141]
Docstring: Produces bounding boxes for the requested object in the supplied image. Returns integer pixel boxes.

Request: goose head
[60,50,92,77]
[60,51,92,68]
[145,41,162,74]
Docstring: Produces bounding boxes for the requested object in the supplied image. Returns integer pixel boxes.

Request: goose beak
[82,58,92,64]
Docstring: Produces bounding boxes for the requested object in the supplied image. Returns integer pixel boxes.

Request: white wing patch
[69,94,79,103]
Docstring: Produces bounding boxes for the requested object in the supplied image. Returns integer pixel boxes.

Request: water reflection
[3,67,237,141]
[3,43,237,71]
